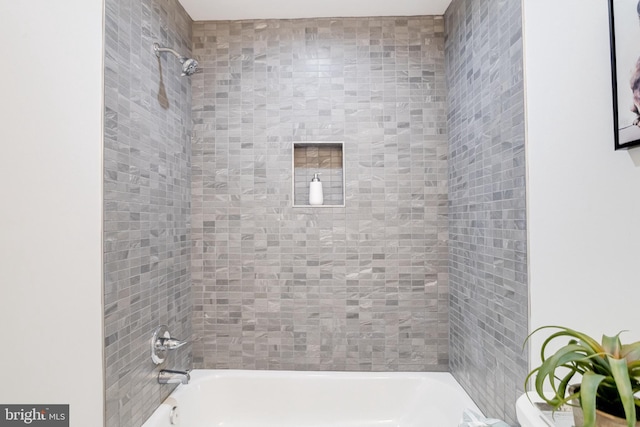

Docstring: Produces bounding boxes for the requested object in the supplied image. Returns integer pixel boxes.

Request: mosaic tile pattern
[191,17,450,371]
[103,0,192,426]
[445,0,528,424]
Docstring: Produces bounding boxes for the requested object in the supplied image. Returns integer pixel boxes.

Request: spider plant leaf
[535,345,595,407]
[561,327,604,353]
[627,361,640,381]
[622,342,640,363]
[581,371,607,427]
[602,334,622,358]
[527,326,603,357]
[609,356,637,427]
[557,366,579,405]
[542,328,610,373]
[627,360,640,370]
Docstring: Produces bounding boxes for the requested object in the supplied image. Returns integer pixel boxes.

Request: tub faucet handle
[151,325,188,365]
[156,336,187,351]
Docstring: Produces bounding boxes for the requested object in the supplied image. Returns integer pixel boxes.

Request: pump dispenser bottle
[309,173,323,205]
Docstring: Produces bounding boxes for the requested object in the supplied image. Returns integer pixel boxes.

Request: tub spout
[158,369,190,385]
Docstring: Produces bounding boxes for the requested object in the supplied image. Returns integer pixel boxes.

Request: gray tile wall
[191,17,450,371]
[445,0,528,423]
[103,0,193,426]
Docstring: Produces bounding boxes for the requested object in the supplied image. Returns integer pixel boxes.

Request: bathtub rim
[187,368,473,383]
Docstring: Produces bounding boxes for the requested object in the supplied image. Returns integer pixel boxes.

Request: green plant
[525,326,640,427]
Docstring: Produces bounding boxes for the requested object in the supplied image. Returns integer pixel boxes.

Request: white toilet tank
[516,393,575,427]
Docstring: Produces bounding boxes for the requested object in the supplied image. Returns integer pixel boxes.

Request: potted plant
[525,326,640,427]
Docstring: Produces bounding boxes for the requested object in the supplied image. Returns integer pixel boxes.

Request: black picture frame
[609,0,640,150]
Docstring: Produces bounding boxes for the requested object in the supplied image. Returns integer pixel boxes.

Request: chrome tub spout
[158,369,190,385]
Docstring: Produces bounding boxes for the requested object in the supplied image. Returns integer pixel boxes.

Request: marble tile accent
[445,0,528,424]
[190,17,450,372]
[103,0,193,426]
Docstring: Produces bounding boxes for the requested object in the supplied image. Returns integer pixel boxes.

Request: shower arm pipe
[152,41,198,77]
[153,43,184,61]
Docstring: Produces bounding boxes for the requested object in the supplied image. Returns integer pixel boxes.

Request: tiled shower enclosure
[190,17,450,371]
[102,1,529,426]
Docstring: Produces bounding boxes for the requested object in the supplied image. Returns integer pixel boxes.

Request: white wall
[524,0,640,369]
[0,1,104,425]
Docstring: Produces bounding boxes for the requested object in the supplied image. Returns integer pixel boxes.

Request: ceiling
[178,0,453,21]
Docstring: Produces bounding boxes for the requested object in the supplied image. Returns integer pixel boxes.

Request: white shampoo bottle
[309,173,323,205]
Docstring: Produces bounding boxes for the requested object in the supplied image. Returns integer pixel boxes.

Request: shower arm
[152,41,198,77]
[153,42,185,62]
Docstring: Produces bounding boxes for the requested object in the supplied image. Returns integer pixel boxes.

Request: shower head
[181,57,199,77]
[153,42,198,77]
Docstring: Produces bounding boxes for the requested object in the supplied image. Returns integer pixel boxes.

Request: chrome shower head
[153,42,198,77]
[180,57,199,77]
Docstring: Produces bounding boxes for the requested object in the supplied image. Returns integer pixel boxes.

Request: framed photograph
[609,0,640,149]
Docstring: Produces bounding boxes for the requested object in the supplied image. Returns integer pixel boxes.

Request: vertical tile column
[445,0,528,423]
[103,0,193,426]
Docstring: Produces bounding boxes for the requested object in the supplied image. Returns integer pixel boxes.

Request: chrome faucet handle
[151,325,189,365]
[156,337,187,351]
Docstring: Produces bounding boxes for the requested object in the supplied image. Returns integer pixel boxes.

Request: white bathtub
[141,369,481,427]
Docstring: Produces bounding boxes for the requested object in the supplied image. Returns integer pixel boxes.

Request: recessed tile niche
[292,142,345,207]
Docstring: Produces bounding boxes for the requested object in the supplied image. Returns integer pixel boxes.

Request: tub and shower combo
[142,371,551,427]
[145,325,483,427]
[144,326,550,427]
